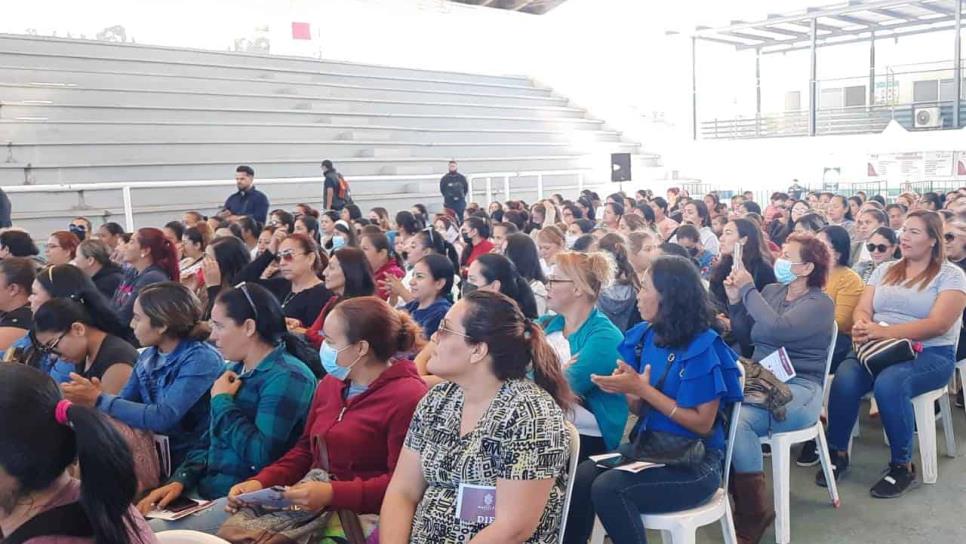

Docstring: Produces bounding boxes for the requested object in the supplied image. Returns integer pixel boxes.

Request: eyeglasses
[867,243,891,253]
[436,320,469,340]
[36,330,68,356]
[234,282,259,319]
[274,250,308,263]
[546,278,575,287]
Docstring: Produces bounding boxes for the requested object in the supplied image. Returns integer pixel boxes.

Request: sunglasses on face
[274,250,307,263]
[866,243,891,253]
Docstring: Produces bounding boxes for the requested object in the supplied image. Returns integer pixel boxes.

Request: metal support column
[809,17,818,136]
[755,48,762,136]
[691,36,698,140]
[954,0,963,128]
[869,30,876,107]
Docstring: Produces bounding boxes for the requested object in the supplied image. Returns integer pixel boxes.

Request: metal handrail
[2,168,590,230]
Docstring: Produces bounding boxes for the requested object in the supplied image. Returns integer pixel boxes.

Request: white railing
[3,169,589,230]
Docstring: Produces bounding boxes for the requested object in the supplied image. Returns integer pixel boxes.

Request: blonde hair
[627,231,655,254]
[554,251,616,299]
[537,225,566,247]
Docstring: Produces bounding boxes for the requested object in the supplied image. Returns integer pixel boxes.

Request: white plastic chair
[955,358,966,419]
[589,367,744,544]
[557,421,581,544]
[910,385,956,484]
[155,531,230,544]
[759,322,839,544]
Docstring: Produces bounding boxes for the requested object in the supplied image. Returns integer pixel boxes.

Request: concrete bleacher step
[2,141,638,164]
[0,103,605,131]
[0,34,533,87]
[0,66,565,107]
[0,84,587,119]
[0,120,624,144]
[0,52,546,97]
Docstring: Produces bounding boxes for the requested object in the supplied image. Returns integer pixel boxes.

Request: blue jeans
[826,345,955,465]
[732,378,824,473]
[148,497,230,533]
[563,447,723,544]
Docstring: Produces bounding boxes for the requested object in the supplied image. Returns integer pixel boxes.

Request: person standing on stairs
[323,159,348,212]
[439,160,469,224]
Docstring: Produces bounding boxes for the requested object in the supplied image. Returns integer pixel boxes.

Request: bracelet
[669,405,679,419]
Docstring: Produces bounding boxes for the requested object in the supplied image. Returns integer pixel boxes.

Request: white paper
[760,347,796,383]
[588,453,665,473]
[145,499,213,521]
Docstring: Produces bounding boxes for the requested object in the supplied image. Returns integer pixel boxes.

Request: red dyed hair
[137,227,181,281]
[785,232,830,289]
[49,231,80,259]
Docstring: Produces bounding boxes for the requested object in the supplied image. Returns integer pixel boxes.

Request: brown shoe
[730,472,776,544]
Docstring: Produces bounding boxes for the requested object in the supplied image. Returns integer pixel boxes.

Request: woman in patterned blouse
[380,290,575,544]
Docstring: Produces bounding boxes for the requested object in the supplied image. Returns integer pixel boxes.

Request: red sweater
[373,260,405,300]
[251,360,427,514]
[305,295,341,349]
[461,239,494,275]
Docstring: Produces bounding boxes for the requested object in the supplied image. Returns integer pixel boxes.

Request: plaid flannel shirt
[170,345,317,499]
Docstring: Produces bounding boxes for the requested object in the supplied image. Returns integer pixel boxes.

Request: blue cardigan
[539,308,628,450]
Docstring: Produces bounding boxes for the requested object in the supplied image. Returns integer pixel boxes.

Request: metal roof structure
[693,0,965,54]
[448,0,568,15]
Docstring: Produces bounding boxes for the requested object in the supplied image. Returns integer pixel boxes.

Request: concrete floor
[677,404,966,544]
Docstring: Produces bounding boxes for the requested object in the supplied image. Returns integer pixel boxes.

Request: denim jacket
[97,339,224,468]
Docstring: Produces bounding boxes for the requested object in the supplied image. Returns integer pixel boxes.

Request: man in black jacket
[439,160,468,223]
[322,159,347,211]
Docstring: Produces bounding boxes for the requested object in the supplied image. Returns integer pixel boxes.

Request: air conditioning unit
[913,106,943,129]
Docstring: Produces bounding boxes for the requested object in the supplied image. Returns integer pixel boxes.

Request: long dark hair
[395,211,423,237]
[412,228,460,272]
[209,236,252,286]
[296,215,321,245]
[331,247,376,298]
[473,254,538,319]
[460,291,574,410]
[215,283,323,378]
[597,233,641,289]
[503,233,546,284]
[0,364,142,544]
[648,256,718,348]
[819,225,852,267]
[35,265,132,341]
[709,218,772,289]
[418,254,456,301]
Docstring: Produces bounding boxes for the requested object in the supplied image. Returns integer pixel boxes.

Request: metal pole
[122,186,134,231]
[809,17,818,137]
[755,47,762,136]
[485,177,492,205]
[467,177,474,202]
[536,174,544,199]
[954,0,963,129]
[869,30,876,107]
[503,175,510,202]
[691,36,698,141]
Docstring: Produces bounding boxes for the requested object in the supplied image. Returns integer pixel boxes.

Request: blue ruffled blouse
[619,323,744,450]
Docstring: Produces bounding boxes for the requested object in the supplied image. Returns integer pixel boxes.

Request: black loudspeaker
[611,153,632,182]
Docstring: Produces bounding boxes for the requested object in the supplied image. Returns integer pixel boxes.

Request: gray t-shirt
[869,261,966,348]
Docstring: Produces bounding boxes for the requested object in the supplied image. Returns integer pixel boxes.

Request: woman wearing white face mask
[227,297,427,536]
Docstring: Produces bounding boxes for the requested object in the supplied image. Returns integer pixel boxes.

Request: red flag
[292,22,311,40]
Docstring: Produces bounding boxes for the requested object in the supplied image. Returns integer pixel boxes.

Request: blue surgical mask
[773,258,801,285]
[331,236,346,250]
[319,341,360,380]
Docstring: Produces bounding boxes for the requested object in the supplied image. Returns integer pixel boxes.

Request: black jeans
[578,434,608,463]
[563,446,723,544]
[446,200,465,224]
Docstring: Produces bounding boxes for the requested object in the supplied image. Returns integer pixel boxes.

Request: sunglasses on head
[866,243,890,253]
[234,282,260,319]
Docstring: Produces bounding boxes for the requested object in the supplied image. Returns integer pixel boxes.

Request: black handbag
[855,338,921,378]
[630,352,707,468]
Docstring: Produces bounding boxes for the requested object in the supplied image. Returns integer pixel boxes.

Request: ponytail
[525,321,575,411]
[64,403,143,544]
[281,332,324,379]
[395,309,424,354]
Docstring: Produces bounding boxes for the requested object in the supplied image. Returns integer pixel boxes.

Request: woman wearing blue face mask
[226,296,427,530]
[722,233,835,543]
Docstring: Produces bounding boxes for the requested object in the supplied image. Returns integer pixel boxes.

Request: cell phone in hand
[595,454,629,469]
[732,242,743,272]
[164,496,202,514]
[235,486,293,509]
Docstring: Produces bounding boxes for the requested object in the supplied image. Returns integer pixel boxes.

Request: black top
[323,170,346,210]
[79,333,138,382]
[91,263,125,302]
[439,172,469,204]
[223,187,269,224]
[0,305,31,330]
[709,256,777,358]
[235,250,333,327]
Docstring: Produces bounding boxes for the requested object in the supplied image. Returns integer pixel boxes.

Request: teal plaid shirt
[170,345,317,499]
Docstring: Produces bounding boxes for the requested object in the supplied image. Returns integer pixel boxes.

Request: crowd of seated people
[4,169,966,544]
